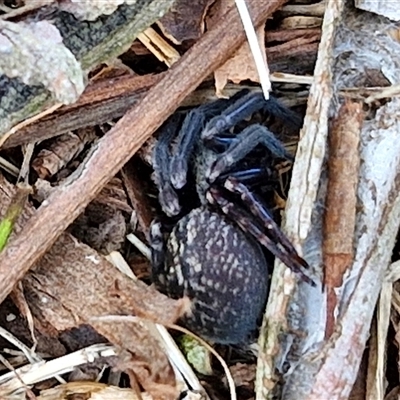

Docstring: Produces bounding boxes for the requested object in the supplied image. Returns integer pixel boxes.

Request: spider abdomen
[157,207,269,344]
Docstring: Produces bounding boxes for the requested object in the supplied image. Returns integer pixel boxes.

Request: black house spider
[150,90,313,344]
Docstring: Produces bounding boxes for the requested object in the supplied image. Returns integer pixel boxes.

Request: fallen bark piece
[59,0,154,21]
[122,160,153,236]
[256,0,343,396]
[278,4,400,399]
[323,100,363,338]
[0,19,84,104]
[32,128,98,179]
[0,0,176,136]
[355,0,400,21]
[22,237,183,398]
[303,99,400,400]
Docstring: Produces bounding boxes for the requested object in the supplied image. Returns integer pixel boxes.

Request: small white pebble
[6,313,16,322]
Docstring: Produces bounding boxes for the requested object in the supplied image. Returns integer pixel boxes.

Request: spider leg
[170,96,241,189]
[149,220,167,286]
[153,115,182,216]
[169,109,207,190]
[154,95,245,214]
[225,177,311,271]
[208,124,293,183]
[207,186,315,286]
[202,91,302,141]
[219,167,267,184]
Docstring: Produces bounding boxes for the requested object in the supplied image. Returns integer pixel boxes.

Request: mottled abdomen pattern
[159,207,269,344]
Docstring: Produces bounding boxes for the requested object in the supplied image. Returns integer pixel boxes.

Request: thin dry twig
[0,344,116,397]
[2,74,160,149]
[0,104,63,149]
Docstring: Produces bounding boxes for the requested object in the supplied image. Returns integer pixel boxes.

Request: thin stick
[0,104,62,149]
[235,0,271,99]
[0,0,288,305]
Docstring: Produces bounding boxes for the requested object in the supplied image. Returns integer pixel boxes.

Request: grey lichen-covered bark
[257,1,400,399]
[355,0,400,21]
[0,0,176,137]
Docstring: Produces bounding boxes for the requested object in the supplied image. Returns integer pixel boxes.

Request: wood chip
[158,0,214,44]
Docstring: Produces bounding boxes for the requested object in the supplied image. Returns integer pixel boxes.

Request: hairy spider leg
[208,124,293,183]
[169,109,208,190]
[202,91,302,141]
[153,115,183,216]
[224,177,315,285]
[207,188,315,286]
[169,94,246,190]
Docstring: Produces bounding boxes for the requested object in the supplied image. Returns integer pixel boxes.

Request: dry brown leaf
[59,0,145,21]
[226,363,256,391]
[0,20,84,104]
[209,0,266,96]
[158,0,215,44]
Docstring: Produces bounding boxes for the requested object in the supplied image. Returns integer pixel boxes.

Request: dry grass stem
[0,344,116,398]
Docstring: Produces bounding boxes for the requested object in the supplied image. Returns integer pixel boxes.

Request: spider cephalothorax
[150,90,314,344]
